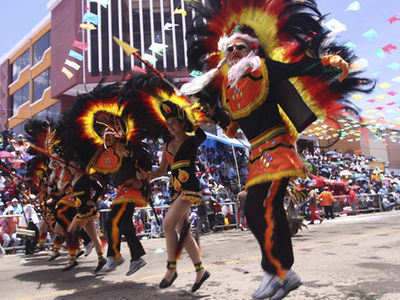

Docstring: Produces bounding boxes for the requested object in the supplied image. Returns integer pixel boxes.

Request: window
[89,0,193,76]
[33,69,50,102]
[11,83,30,115]
[33,31,51,65]
[11,120,29,136]
[34,102,59,120]
[12,49,31,82]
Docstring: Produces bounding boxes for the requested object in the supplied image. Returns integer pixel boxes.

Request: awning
[205,132,250,149]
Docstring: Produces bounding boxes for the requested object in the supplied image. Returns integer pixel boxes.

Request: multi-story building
[0,0,196,134]
[0,14,54,134]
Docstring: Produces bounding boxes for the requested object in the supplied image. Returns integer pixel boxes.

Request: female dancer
[145,101,210,292]
[63,160,106,272]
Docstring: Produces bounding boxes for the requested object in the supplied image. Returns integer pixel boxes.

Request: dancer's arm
[267,55,349,82]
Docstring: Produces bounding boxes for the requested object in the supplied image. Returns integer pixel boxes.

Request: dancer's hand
[321,54,349,82]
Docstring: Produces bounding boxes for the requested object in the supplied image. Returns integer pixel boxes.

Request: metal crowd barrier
[0,214,27,252]
[98,201,240,239]
[331,193,400,215]
[0,201,241,253]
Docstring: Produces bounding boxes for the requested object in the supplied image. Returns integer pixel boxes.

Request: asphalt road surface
[1,210,400,300]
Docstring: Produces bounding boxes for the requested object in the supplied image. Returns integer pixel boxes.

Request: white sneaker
[252,272,283,299]
[270,270,302,300]
[102,256,125,272]
[0,245,5,257]
[126,258,147,276]
[84,241,94,257]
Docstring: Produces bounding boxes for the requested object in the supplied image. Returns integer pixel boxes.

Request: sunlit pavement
[1,210,399,300]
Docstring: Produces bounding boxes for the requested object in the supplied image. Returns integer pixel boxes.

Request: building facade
[0,14,56,134]
[0,0,196,134]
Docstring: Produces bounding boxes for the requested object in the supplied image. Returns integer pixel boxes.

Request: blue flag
[68,50,84,61]
[82,12,99,26]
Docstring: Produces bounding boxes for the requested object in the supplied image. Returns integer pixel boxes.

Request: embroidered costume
[164,127,206,205]
[93,144,150,263]
[183,0,373,298]
[73,175,102,223]
[24,119,91,260]
[66,82,153,274]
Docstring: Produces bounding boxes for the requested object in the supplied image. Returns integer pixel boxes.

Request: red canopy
[310,174,348,188]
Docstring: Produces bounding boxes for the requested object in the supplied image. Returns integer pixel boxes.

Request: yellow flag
[61,67,74,79]
[80,23,97,30]
[113,36,138,56]
[173,8,187,16]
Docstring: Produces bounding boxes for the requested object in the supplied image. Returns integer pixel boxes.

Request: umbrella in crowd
[354,176,367,182]
[0,151,15,158]
[339,170,353,177]
[352,173,364,178]
[326,151,338,155]
[350,185,361,190]
[343,153,353,160]
[22,155,35,162]
[9,159,26,169]
[320,168,330,174]
[322,164,338,169]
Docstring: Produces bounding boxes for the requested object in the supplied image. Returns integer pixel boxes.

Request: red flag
[72,39,88,51]
[382,43,397,54]
[386,14,400,24]
[132,65,147,74]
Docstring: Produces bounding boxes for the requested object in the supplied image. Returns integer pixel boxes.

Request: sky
[317,1,400,127]
[0,0,399,127]
[0,1,49,58]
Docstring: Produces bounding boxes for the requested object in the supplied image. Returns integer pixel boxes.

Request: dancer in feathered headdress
[24,118,94,265]
[182,0,374,298]
[121,72,210,292]
[65,82,153,275]
[24,119,55,252]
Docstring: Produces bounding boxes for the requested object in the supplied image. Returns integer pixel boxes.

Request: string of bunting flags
[60,0,203,80]
[58,0,400,146]
[314,0,400,146]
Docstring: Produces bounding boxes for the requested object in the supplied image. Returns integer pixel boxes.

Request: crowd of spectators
[98,140,250,237]
[296,149,400,217]
[1,126,400,253]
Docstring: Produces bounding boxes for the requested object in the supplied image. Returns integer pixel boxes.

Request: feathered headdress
[120,72,207,138]
[24,118,62,156]
[185,0,374,137]
[62,83,140,167]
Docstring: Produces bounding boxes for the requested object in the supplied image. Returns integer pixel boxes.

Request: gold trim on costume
[222,59,269,119]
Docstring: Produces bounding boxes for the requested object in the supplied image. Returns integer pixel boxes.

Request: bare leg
[83,220,103,255]
[162,196,192,281]
[176,216,205,283]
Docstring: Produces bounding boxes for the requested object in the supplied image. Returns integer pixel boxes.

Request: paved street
[1,210,400,300]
